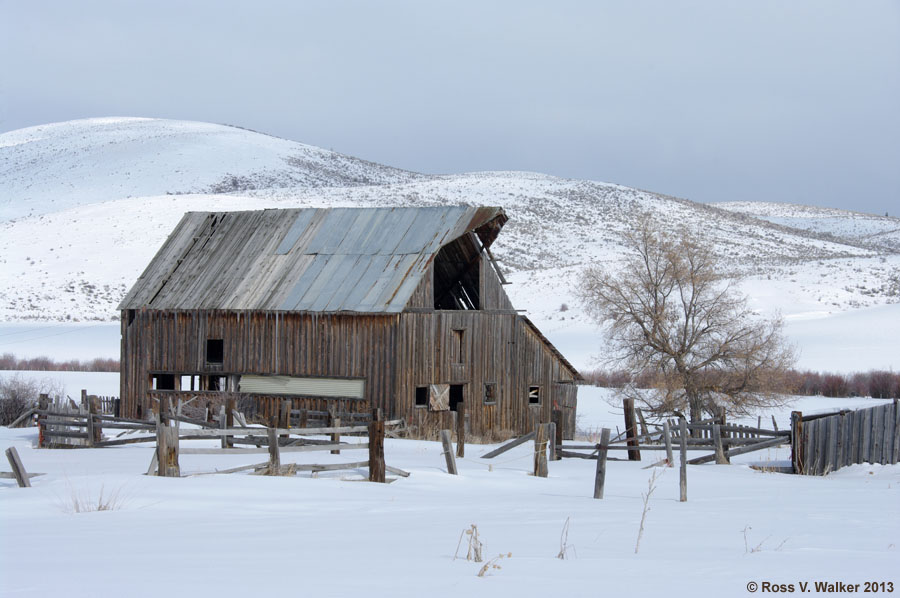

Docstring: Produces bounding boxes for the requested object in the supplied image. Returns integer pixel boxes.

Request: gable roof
[119,206,507,313]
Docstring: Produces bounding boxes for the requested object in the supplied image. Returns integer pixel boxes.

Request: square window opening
[528,385,541,405]
[483,382,497,405]
[206,339,224,364]
[449,384,464,412]
[415,386,429,408]
[152,374,175,391]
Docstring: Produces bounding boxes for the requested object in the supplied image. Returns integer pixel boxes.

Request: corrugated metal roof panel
[118,206,507,313]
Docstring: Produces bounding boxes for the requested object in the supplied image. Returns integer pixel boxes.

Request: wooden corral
[119,206,581,440]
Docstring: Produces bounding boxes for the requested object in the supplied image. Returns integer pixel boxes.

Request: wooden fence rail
[792,399,899,475]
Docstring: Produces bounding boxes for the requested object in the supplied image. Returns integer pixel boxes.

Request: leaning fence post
[533,423,548,478]
[593,427,610,499]
[440,429,457,475]
[89,395,102,446]
[663,420,674,467]
[679,418,688,502]
[369,408,385,482]
[5,447,31,488]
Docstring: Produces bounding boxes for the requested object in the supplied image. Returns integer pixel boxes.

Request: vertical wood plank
[892,399,900,465]
[329,408,341,455]
[369,409,385,483]
[267,418,280,472]
[456,401,465,459]
[593,427,610,499]
[679,418,687,501]
[533,423,548,478]
[623,398,641,461]
[663,420,674,467]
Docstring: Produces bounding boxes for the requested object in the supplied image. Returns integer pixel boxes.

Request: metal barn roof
[119,206,507,313]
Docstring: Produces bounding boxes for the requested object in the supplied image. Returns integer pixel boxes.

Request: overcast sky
[2,1,898,215]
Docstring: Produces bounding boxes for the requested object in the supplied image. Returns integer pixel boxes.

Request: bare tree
[578,216,796,423]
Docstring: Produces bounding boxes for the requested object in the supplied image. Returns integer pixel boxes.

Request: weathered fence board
[792,400,899,475]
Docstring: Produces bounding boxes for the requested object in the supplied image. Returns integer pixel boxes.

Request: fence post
[713,424,729,464]
[155,399,180,477]
[267,416,281,472]
[440,429,457,475]
[456,401,465,459]
[623,398,641,461]
[790,411,803,474]
[593,427,610,499]
[369,408,385,483]
[551,409,563,460]
[533,423,548,478]
[225,397,235,448]
[663,420,674,467]
[89,396,102,446]
[679,417,687,502]
[329,408,341,455]
[37,394,49,448]
[5,447,31,488]
[548,422,557,462]
[219,405,228,449]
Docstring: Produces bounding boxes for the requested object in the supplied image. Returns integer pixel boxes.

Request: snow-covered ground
[1,384,897,598]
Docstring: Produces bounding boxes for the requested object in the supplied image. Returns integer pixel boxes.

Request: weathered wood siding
[121,310,397,419]
[395,312,578,439]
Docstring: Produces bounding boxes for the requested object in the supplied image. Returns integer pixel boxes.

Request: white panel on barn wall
[239,375,364,398]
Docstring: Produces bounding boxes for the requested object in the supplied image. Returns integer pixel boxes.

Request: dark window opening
[205,375,227,391]
[433,237,481,310]
[206,339,224,364]
[126,309,135,326]
[449,384,465,411]
[452,329,465,363]
[152,374,175,391]
[528,385,541,405]
[415,386,429,408]
[483,382,497,405]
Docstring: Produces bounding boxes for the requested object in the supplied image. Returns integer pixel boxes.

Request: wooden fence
[791,399,900,475]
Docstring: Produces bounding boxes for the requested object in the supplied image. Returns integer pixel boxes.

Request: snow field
[2,386,897,597]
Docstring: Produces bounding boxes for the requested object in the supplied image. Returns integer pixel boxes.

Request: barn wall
[120,310,397,419]
[395,312,578,439]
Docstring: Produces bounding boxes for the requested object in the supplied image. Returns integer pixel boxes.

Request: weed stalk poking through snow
[635,468,662,554]
[454,524,483,562]
[557,517,576,559]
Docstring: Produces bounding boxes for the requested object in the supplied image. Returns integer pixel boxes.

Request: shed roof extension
[119,206,507,313]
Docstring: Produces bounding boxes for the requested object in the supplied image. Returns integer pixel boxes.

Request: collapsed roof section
[119,206,508,313]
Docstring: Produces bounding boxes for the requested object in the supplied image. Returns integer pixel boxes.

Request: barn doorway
[449,384,465,412]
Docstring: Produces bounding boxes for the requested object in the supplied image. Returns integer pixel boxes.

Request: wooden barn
[118,206,581,440]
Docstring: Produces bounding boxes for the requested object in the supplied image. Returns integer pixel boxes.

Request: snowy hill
[0,117,419,221]
[714,201,900,253]
[1,117,898,371]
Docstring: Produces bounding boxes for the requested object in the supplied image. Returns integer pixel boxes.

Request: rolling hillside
[1,117,898,370]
